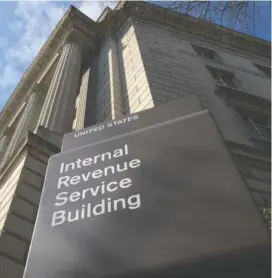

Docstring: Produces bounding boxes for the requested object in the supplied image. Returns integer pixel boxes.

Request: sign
[61,95,203,151]
[24,98,269,278]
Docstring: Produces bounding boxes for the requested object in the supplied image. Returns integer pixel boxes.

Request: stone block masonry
[117,19,154,115]
[0,132,60,278]
[133,19,270,146]
[232,152,271,228]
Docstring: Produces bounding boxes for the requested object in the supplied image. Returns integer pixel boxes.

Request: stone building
[0,1,270,277]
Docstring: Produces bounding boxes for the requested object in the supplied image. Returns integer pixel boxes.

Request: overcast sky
[0,1,270,112]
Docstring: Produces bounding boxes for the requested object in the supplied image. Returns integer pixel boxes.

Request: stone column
[0,133,10,161]
[1,92,40,166]
[38,41,82,134]
[74,68,91,130]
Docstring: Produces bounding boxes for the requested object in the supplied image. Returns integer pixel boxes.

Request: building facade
[0,1,270,277]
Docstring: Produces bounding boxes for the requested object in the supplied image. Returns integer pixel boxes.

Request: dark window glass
[192,44,217,60]
[207,66,237,88]
[237,110,270,141]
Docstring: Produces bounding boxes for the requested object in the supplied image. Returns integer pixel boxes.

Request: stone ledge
[226,141,271,162]
[0,255,24,278]
[246,178,271,194]
[128,2,270,58]
[0,129,60,187]
[0,232,29,264]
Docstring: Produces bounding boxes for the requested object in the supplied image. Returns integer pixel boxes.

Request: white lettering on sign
[59,145,129,174]
[51,194,141,226]
[51,143,142,227]
[55,178,133,206]
[73,115,139,138]
[74,125,105,138]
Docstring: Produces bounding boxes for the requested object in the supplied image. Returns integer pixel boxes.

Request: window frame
[207,66,237,88]
[192,44,218,61]
[236,109,271,142]
[244,117,270,141]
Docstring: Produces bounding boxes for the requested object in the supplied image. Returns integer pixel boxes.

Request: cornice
[97,7,113,22]
[98,1,270,60]
[134,2,270,58]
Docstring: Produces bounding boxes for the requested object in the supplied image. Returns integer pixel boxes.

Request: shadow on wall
[84,53,109,127]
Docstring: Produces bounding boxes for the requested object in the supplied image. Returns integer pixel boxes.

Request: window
[238,111,270,142]
[192,44,217,60]
[253,63,271,78]
[207,66,237,88]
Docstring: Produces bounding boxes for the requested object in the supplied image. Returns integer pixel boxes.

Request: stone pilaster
[38,41,82,134]
[96,36,123,123]
[1,92,40,167]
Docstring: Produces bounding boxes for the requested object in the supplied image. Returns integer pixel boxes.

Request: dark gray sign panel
[61,95,203,151]
[24,110,269,278]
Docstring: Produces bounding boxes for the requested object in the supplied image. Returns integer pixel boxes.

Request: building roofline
[0,6,72,124]
[97,1,270,59]
[97,1,270,48]
[0,1,270,127]
[147,1,270,45]
[97,7,113,22]
[133,2,270,57]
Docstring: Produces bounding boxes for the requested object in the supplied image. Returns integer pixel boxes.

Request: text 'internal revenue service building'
[24,97,269,278]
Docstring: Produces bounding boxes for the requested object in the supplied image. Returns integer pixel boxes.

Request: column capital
[25,91,37,103]
[31,82,41,93]
[60,29,96,70]
[65,30,81,44]
[62,29,96,55]
[23,83,44,105]
[1,126,12,137]
[57,30,83,58]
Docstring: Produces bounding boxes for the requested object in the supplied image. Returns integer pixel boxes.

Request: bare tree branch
[252,1,256,35]
[204,1,210,20]
[232,2,246,30]
[149,0,269,37]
